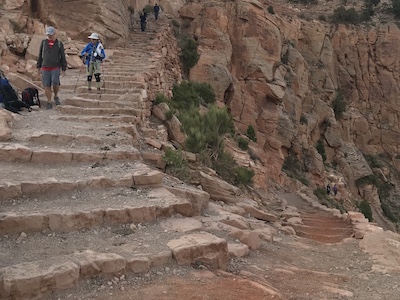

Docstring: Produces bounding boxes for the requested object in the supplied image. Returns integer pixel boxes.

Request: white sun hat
[45,26,56,35]
[88,33,100,40]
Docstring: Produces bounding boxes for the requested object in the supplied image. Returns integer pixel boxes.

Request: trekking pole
[73,64,83,94]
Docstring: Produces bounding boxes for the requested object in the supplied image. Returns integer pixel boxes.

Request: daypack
[0,72,30,113]
[22,87,41,107]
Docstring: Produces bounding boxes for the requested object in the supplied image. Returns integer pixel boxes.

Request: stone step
[292,224,353,232]
[102,67,157,74]
[56,114,142,124]
[101,74,145,82]
[63,97,142,109]
[0,143,141,164]
[10,115,138,144]
[0,225,227,300]
[17,132,134,147]
[0,186,193,235]
[76,92,144,101]
[295,230,353,243]
[56,105,142,117]
[75,86,143,95]
[0,161,162,201]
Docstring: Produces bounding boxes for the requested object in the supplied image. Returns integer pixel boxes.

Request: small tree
[179,37,200,74]
[316,139,327,162]
[246,125,257,142]
[332,89,346,119]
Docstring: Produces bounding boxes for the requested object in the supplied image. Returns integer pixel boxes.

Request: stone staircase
[0,21,230,300]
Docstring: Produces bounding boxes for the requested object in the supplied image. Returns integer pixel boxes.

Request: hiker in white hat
[80,33,106,93]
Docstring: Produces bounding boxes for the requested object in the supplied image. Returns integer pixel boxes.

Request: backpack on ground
[22,87,41,108]
[0,71,30,113]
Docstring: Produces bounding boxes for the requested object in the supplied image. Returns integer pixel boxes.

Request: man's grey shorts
[41,69,60,87]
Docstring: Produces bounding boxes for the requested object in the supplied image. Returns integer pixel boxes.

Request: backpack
[22,87,41,107]
[0,72,30,113]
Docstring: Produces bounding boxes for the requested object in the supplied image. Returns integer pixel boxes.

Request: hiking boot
[54,96,61,106]
[45,102,53,110]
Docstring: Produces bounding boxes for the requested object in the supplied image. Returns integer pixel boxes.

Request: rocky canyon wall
[179,1,399,187]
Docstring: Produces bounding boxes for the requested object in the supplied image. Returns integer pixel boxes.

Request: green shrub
[191,82,216,105]
[143,5,153,14]
[246,125,257,142]
[267,6,275,14]
[171,19,180,27]
[162,148,189,179]
[358,200,373,222]
[330,6,360,24]
[178,37,200,73]
[165,109,174,120]
[381,202,398,222]
[289,0,318,4]
[316,139,327,162]
[281,51,289,65]
[332,89,346,119]
[238,137,249,150]
[172,81,201,110]
[300,115,308,125]
[393,0,400,18]
[211,150,237,183]
[282,151,309,186]
[128,6,135,13]
[363,154,382,168]
[9,20,24,33]
[318,15,327,21]
[154,93,168,105]
[182,19,191,29]
[356,174,393,200]
[235,166,255,185]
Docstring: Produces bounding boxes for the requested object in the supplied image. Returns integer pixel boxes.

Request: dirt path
[51,193,400,300]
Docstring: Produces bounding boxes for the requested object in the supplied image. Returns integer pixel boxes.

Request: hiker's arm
[80,44,89,56]
[36,41,43,70]
[59,42,67,71]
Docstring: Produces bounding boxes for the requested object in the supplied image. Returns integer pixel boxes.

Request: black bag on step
[22,87,41,108]
[0,73,30,113]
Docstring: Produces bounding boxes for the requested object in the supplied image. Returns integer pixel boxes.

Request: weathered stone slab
[0,144,32,162]
[0,260,79,299]
[161,218,203,232]
[237,203,278,223]
[230,229,261,250]
[167,232,228,270]
[0,213,48,235]
[71,251,126,277]
[165,186,210,216]
[48,210,105,232]
[126,256,151,273]
[228,243,250,257]
[199,171,241,204]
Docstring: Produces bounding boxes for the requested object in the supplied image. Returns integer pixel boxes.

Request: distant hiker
[140,11,147,32]
[36,26,67,109]
[154,4,160,20]
[333,184,338,196]
[80,33,106,93]
[326,184,331,195]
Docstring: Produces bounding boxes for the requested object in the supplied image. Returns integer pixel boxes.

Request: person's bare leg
[53,85,60,98]
[45,86,52,103]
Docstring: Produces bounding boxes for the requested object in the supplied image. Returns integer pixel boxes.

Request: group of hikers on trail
[2,4,161,113]
[138,4,161,32]
[35,26,106,109]
[326,183,338,196]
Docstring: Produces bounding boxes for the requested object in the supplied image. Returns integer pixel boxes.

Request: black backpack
[22,87,41,108]
[0,71,31,113]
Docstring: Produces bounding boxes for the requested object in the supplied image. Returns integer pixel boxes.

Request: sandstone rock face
[180,0,400,202]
